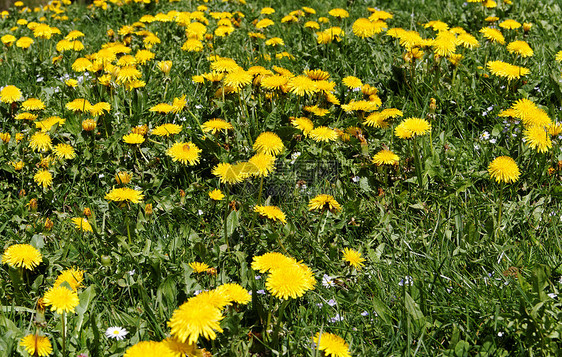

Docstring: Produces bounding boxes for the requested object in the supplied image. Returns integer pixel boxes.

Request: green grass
[1,0,562,355]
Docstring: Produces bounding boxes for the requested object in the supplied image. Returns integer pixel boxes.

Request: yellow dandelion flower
[342,76,362,89]
[265,261,316,299]
[487,60,530,80]
[291,117,314,136]
[480,27,505,45]
[201,118,233,134]
[310,126,339,142]
[342,248,365,269]
[308,194,341,213]
[313,332,351,357]
[372,149,399,165]
[89,102,111,116]
[54,267,85,291]
[253,132,284,155]
[0,85,22,103]
[124,341,175,357]
[43,285,80,314]
[254,205,286,223]
[506,40,533,57]
[499,19,521,30]
[71,217,92,232]
[20,335,52,357]
[166,142,202,165]
[252,252,298,273]
[66,98,92,112]
[2,244,42,270]
[34,169,53,188]
[215,283,251,305]
[168,298,224,344]
[53,143,76,160]
[22,98,45,111]
[208,189,225,201]
[524,126,552,153]
[152,123,182,137]
[189,262,210,273]
[328,8,349,18]
[261,75,289,91]
[287,75,318,96]
[105,187,144,203]
[488,156,520,183]
[212,163,244,184]
[123,133,145,144]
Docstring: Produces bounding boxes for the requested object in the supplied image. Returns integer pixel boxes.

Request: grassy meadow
[1,0,562,355]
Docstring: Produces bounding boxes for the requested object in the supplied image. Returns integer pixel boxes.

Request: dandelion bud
[0,132,10,143]
[83,207,92,217]
[28,198,38,211]
[145,203,153,216]
[19,189,26,197]
[115,171,131,185]
[157,61,172,75]
[429,98,437,114]
[44,217,53,231]
[179,189,186,197]
[82,119,96,132]
[131,124,148,135]
[523,22,532,33]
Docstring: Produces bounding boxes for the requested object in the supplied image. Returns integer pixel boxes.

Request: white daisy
[105,326,128,340]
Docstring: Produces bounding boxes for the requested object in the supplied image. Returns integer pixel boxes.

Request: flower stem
[412,138,423,187]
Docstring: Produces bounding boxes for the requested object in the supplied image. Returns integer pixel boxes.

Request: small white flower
[195,104,203,109]
[255,275,262,280]
[399,276,413,286]
[322,274,335,288]
[497,331,503,337]
[105,326,128,340]
[352,176,360,183]
[327,299,337,307]
[361,311,369,316]
[197,209,204,215]
[257,289,266,295]
[548,293,557,299]
[480,131,490,140]
[489,138,497,144]
[128,270,135,276]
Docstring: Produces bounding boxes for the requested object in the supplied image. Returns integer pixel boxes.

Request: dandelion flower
[215,283,251,305]
[105,187,144,203]
[124,341,175,357]
[524,126,552,153]
[168,298,224,344]
[487,60,530,80]
[212,163,244,184]
[152,123,181,137]
[122,133,145,145]
[71,217,93,232]
[247,153,276,177]
[36,116,66,132]
[54,267,85,291]
[313,332,351,357]
[22,98,45,111]
[208,189,225,201]
[499,19,521,30]
[507,40,533,57]
[372,149,399,165]
[115,171,132,184]
[253,132,284,155]
[342,76,362,89]
[43,286,80,314]
[0,85,23,103]
[66,98,92,112]
[189,262,210,273]
[310,126,339,142]
[149,103,174,114]
[254,205,287,223]
[89,102,111,116]
[53,143,76,159]
[223,69,253,89]
[287,75,317,96]
[328,8,349,18]
[308,194,341,213]
[261,75,289,91]
[394,118,431,139]
[266,262,316,299]
[342,248,365,269]
[480,27,505,45]
[20,335,52,357]
[105,326,128,340]
[166,142,202,166]
[291,117,314,136]
[34,169,53,188]
[488,156,520,183]
[2,244,42,270]
[201,118,233,134]
[252,252,298,273]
